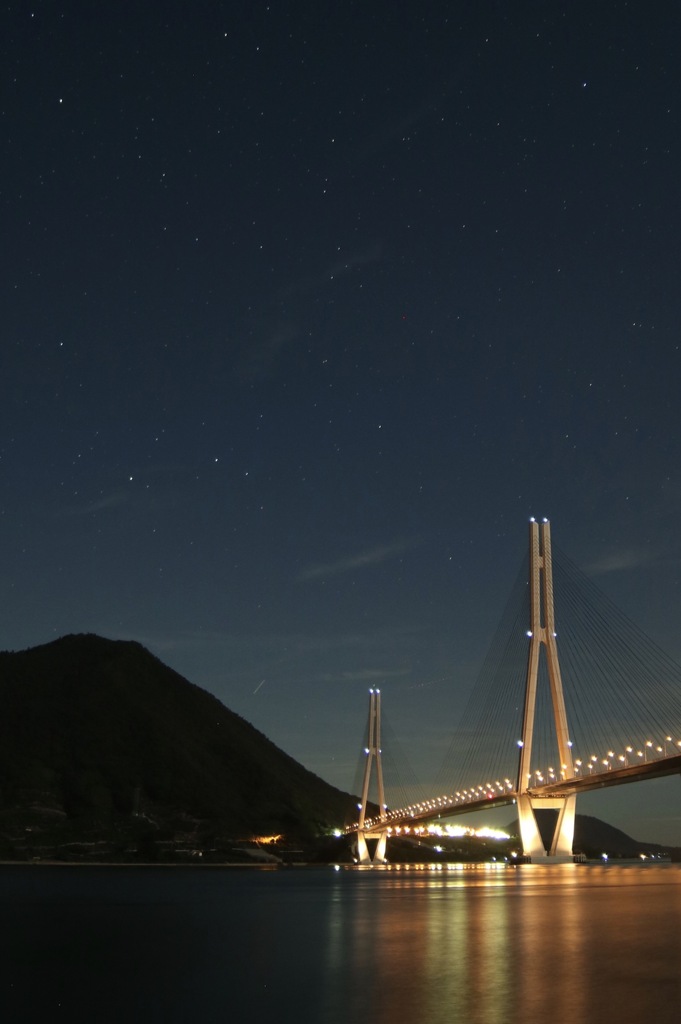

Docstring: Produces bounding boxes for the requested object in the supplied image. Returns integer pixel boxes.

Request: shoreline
[0,857,674,869]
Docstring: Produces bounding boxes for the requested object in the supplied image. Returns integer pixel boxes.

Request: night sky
[4,2,681,841]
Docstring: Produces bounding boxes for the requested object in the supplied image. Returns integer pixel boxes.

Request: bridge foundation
[355,830,388,865]
[517,794,576,861]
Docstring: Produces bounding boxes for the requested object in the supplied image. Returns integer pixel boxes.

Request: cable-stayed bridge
[347,519,681,863]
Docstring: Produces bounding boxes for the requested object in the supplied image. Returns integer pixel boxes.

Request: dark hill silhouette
[0,634,358,860]
[574,813,672,858]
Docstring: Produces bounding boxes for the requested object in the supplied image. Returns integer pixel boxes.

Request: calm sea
[1,862,680,1023]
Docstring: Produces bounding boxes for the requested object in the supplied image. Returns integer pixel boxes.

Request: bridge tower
[355,688,389,864]
[516,518,577,861]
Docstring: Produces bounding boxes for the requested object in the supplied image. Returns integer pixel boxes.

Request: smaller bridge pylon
[355,688,389,864]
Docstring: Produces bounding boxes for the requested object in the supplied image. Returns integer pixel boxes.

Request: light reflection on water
[321,863,681,1024]
[1,863,680,1023]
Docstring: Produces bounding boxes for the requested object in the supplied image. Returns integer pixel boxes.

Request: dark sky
[3,2,681,841]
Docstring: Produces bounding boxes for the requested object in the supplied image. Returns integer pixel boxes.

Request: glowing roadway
[348,750,681,836]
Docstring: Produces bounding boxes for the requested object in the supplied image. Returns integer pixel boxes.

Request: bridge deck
[351,752,681,835]
[530,752,681,796]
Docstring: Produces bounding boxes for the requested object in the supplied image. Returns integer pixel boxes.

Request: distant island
[0,635,675,865]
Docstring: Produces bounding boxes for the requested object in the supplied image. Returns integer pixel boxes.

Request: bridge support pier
[517,794,576,861]
[355,830,388,865]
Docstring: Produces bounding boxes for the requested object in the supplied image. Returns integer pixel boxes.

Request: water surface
[1,863,679,1023]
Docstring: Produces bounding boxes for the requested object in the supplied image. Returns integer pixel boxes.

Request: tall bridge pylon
[516,518,576,860]
[355,688,388,864]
